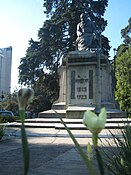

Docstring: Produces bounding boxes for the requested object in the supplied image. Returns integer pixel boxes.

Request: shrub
[102,125,131,175]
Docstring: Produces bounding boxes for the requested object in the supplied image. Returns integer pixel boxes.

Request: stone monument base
[39,101,126,119]
[39,51,126,119]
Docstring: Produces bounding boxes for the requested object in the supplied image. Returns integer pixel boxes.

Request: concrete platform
[38,103,127,119]
[0,127,127,175]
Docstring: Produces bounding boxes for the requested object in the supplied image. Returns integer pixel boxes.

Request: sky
[0,0,130,93]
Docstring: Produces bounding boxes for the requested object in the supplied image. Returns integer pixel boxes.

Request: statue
[76,13,98,51]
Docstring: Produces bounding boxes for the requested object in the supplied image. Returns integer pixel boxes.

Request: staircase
[8,117,131,130]
[6,102,128,130]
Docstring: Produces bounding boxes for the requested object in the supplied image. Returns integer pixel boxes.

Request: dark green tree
[19,0,110,82]
[121,17,131,46]
[115,18,131,115]
[42,0,110,57]
[2,91,19,116]
[116,17,131,57]
[18,0,110,113]
[18,38,59,114]
[27,74,59,115]
[18,39,41,86]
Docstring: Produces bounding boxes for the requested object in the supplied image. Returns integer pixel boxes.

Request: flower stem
[19,109,30,175]
[92,134,98,147]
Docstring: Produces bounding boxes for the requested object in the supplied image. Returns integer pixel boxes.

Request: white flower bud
[83,108,107,135]
[17,88,34,110]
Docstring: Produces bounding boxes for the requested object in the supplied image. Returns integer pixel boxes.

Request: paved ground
[0,127,117,175]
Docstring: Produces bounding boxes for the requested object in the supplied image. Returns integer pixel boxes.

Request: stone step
[5,117,131,130]
[106,110,127,118]
[66,107,127,119]
[38,107,126,119]
[6,122,131,130]
[17,118,131,124]
[55,123,130,130]
[38,109,66,118]
[52,102,66,110]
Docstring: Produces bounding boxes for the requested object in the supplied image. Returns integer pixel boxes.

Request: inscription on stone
[70,69,93,101]
[77,87,87,92]
[75,78,88,83]
[71,70,75,99]
[75,76,88,100]
[77,95,87,99]
[89,70,93,99]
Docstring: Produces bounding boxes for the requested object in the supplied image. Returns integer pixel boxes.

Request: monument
[57,51,116,118]
[57,12,116,118]
[39,13,126,119]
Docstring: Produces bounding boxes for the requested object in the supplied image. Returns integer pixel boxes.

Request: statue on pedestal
[76,13,98,51]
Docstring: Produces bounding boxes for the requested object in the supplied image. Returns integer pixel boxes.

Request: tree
[115,47,131,114]
[2,91,19,116]
[19,0,110,83]
[42,0,110,56]
[18,39,41,86]
[18,0,110,113]
[27,74,59,115]
[18,37,59,114]
[121,17,131,45]
[115,18,131,115]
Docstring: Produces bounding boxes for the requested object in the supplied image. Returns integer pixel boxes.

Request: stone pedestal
[65,51,115,118]
[39,51,126,119]
[58,51,115,118]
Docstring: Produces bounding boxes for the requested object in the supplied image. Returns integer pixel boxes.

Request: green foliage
[26,73,59,115]
[115,17,131,114]
[18,0,110,113]
[43,0,110,55]
[18,0,111,79]
[116,44,129,57]
[18,39,41,86]
[121,17,131,46]
[102,125,131,175]
[115,47,131,114]
[2,92,19,116]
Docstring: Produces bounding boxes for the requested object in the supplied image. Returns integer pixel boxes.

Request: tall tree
[18,39,41,86]
[35,0,110,84]
[19,0,110,85]
[42,0,110,57]
[121,17,131,46]
[115,18,131,115]
[116,17,131,57]
[18,0,110,113]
